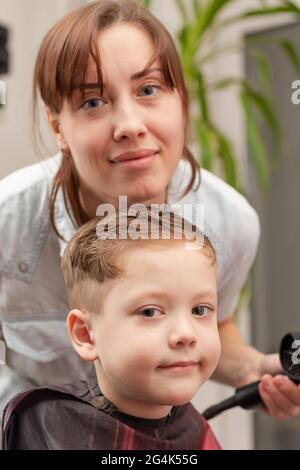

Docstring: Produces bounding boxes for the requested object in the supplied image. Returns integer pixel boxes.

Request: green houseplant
[142,0,300,193]
[142,0,300,316]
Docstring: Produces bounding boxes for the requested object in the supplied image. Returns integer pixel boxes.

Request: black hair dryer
[203,332,300,420]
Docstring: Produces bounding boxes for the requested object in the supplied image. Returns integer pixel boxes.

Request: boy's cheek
[205,334,221,371]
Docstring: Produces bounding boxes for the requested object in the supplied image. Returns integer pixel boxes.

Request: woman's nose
[113,100,147,141]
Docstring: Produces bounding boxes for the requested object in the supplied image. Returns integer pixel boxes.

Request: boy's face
[70,243,220,419]
[91,243,220,419]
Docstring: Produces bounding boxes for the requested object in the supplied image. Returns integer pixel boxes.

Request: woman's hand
[257,353,300,421]
[215,319,300,421]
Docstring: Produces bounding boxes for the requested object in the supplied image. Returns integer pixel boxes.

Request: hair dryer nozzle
[280,332,300,384]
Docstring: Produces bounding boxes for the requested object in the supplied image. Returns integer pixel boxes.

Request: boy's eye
[192,305,211,317]
[140,307,161,318]
[139,84,160,97]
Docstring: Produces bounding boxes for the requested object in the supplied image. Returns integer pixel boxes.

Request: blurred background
[0,0,300,449]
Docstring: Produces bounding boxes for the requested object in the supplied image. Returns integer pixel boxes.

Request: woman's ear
[67,309,98,362]
[46,107,69,152]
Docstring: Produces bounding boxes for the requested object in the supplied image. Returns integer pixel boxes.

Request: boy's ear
[67,309,98,362]
[46,107,69,153]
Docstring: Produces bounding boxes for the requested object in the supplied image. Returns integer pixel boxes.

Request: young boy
[1,209,222,450]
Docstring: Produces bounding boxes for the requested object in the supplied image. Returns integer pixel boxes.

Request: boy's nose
[168,319,197,348]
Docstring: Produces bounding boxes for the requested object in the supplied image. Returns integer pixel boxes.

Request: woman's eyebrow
[130,66,163,81]
[80,67,163,90]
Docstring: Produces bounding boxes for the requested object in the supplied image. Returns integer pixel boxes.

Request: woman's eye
[140,308,161,318]
[192,305,211,317]
[82,98,104,110]
[139,84,160,97]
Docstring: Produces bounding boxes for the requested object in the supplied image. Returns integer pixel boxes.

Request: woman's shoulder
[0,153,61,207]
[0,154,62,276]
[199,169,260,247]
[171,162,260,265]
[170,162,260,251]
[199,169,257,219]
[171,160,258,219]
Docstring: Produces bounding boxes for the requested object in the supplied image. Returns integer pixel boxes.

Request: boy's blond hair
[61,208,216,312]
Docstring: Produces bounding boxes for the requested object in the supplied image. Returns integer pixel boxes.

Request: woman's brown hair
[32,0,200,240]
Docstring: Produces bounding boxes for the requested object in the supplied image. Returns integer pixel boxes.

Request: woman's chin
[115,176,167,206]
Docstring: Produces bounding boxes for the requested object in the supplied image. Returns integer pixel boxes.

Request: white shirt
[0,154,260,411]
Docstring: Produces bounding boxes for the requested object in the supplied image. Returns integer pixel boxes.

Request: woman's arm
[213,317,300,420]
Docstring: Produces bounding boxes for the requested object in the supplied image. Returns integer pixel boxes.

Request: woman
[0,0,299,421]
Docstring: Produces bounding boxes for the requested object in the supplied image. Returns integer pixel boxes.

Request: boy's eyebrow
[80,67,163,90]
[124,290,170,305]
[124,289,217,306]
[192,291,217,303]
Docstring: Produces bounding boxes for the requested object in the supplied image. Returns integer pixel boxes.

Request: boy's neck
[96,374,174,420]
[113,400,173,420]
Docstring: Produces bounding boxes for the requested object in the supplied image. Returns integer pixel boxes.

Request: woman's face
[48,23,186,214]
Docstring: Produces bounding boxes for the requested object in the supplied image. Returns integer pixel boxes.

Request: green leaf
[240,91,269,191]
[195,71,210,122]
[241,62,281,161]
[178,25,189,50]
[195,121,218,171]
[242,6,300,19]
[175,0,188,23]
[194,120,239,188]
[242,87,279,144]
[141,0,151,9]
[281,0,300,14]
[251,52,273,102]
[178,26,194,80]
[201,0,235,33]
[210,3,300,32]
[280,39,300,74]
[207,75,278,134]
[217,132,239,189]
[192,0,202,17]
[175,0,300,193]
[207,77,244,91]
[187,0,234,54]
[199,42,243,65]
[207,74,280,163]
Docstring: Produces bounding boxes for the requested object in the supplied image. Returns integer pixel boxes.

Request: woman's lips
[112,149,158,163]
[111,151,158,169]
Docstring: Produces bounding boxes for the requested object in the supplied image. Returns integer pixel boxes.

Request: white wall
[0,0,84,178]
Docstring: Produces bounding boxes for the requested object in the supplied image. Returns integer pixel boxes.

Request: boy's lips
[159,361,199,368]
